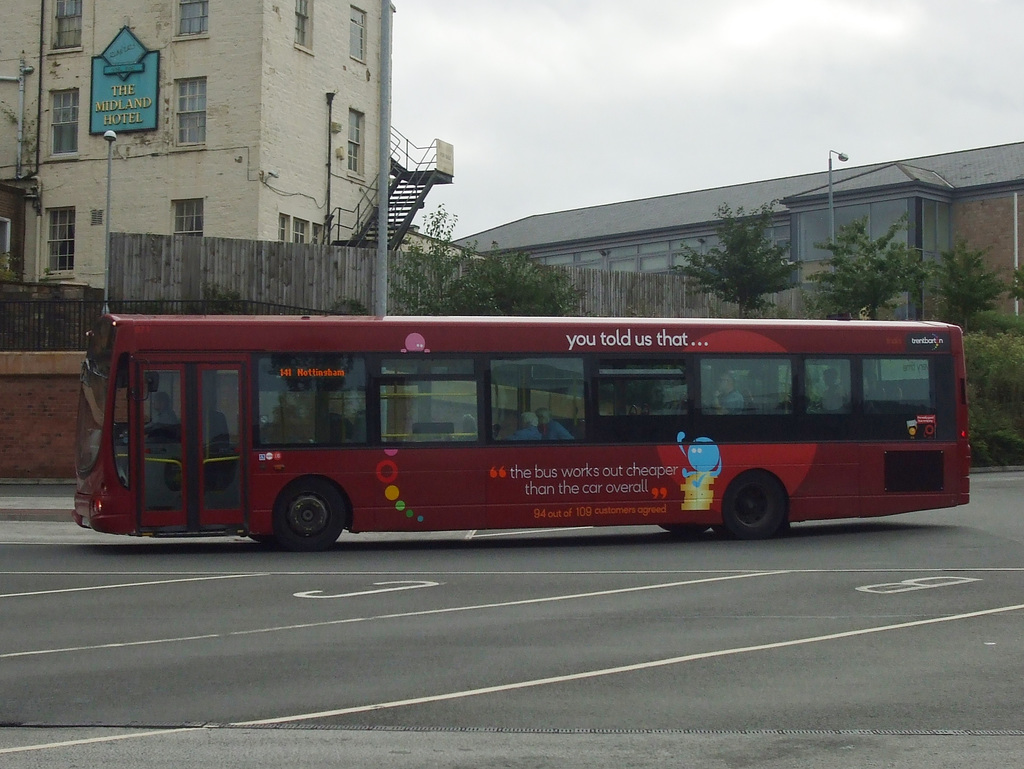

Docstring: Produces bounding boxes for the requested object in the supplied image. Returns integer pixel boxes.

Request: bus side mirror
[144,372,160,393]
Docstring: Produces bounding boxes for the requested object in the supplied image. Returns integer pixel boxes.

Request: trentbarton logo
[906,332,950,352]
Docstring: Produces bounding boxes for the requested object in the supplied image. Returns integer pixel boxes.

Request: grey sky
[392,0,1024,241]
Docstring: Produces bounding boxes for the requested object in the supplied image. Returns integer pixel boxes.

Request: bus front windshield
[75,319,120,478]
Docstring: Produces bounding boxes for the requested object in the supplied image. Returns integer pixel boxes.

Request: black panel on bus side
[884,450,944,492]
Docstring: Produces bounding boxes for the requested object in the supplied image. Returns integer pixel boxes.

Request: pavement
[0,480,76,522]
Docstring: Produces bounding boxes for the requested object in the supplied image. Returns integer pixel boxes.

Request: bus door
[137,361,246,534]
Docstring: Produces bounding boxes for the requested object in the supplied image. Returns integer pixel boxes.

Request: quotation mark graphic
[489,466,507,478]
[650,487,669,499]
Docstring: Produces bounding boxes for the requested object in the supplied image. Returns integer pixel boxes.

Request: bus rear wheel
[721,471,787,540]
[273,478,348,552]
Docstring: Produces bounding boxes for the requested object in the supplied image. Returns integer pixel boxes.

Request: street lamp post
[828,149,848,243]
[103,130,117,313]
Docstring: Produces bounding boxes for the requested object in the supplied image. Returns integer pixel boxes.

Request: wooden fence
[109,233,804,317]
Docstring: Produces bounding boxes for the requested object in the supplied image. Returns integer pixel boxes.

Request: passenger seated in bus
[535,407,573,440]
[821,368,846,412]
[458,413,478,441]
[509,411,542,440]
[714,373,745,414]
[145,391,180,441]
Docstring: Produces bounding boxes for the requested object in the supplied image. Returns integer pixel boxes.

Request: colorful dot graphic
[377,448,424,522]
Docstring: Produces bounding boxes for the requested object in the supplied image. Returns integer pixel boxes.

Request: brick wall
[0,353,82,479]
[953,196,1022,314]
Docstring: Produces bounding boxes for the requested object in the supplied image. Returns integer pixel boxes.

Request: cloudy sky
[391,0,1024,240]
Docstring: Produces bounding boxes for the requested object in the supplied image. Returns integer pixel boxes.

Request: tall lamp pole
[103,130,117,314]
[374,0,393,316]
[828,150,849,243]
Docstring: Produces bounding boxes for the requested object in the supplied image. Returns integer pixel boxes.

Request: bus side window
[378,358,477,444]
[255,354,367,446]
[490,357,585,441]
[806,359,851,414]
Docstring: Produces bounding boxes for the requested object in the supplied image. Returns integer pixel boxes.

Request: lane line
[0,571,788,660]
[3,567,1024,577]
[0,728,201,756]
[470,527,595,538]
[236,600,1024,725]
[0,573,269,599]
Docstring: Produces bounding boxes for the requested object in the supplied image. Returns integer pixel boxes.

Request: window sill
[172,32,210,42]
[49,45,84,55]
[294,43,314,56]
[41,271,76,281]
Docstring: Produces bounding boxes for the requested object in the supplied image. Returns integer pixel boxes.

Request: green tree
[390,206,469,315]
[675,203,793,317]
[807,216,928,320]
[932,239,1005,330]
[391,207,580,316]
[450,251,580,316]
[1013,266,1024,303]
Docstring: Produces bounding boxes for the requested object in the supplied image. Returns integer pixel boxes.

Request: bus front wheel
[273,478,348,552]
[721,471,788,540]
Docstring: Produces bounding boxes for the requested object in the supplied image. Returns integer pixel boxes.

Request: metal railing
[0,299,331,352]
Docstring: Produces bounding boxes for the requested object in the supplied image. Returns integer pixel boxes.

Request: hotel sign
[90,27,159,133]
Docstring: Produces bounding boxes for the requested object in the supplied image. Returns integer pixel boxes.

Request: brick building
[468,143,1024,317]
[0,1,451,292]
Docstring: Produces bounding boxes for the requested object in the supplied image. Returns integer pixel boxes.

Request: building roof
[462,142,1024,252]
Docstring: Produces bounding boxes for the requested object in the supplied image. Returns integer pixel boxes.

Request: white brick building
[0,1,449,289]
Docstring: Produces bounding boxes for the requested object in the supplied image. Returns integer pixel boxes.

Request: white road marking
[470,526,595,538]
[236,599,1024,726]
[294,580,440,599]
[0,573,268,599]
[856,576,982,594]
[0,729,201,756]
[0,571,787,659]
[2,578,1023,754]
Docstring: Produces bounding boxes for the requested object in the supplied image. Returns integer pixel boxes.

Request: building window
[179,0,209,35]
[312,222,323,244]
[48,208,75,272]
[347,109,363,174]
[293,218,308,243]
[278,214,290,241]
[51,90,79,155]
[174,199,204,235]
[350,6,366,60]
[176,78,207,144]
[54,0,82,49]
[295,0,312,47]
[0,216,11,254]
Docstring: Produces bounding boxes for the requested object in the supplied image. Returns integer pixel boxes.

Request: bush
[964,331,1024,466]
[969,310,1024,336]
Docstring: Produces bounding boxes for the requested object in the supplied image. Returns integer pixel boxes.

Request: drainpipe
[0,57,33,179]
[325,92,335,243]
[35,0,44,176]
[1015,192,1020,317]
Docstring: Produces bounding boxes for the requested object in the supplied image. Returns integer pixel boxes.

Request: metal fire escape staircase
[334,129,453,250]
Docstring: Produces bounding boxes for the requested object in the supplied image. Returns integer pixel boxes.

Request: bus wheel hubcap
[288,494,329,536]
[736,487,768,526]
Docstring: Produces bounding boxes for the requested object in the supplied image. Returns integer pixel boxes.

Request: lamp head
[103,130,117,143]
[837,152,849,162]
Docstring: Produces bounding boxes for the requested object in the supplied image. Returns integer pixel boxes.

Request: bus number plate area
[884,450,944,493]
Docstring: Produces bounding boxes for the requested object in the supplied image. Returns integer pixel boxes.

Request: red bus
[74,315,970,551]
